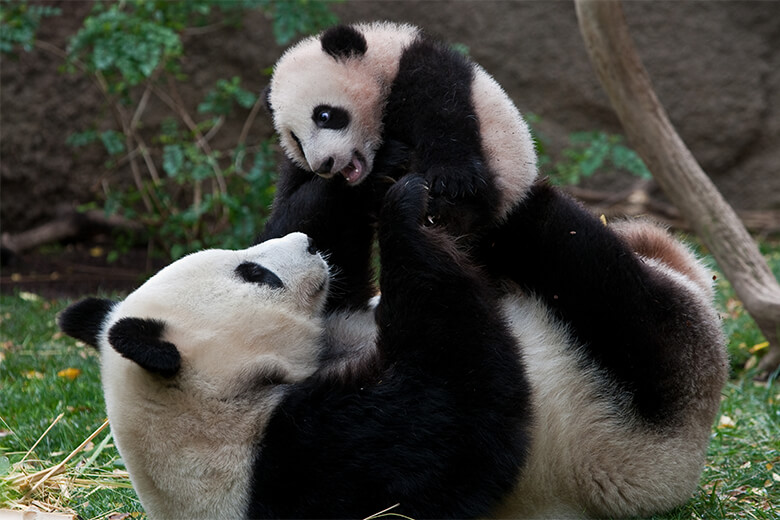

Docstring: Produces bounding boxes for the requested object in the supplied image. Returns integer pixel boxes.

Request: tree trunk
[574,0,780,376]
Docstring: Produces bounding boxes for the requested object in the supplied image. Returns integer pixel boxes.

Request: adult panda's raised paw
[382,175,430,228]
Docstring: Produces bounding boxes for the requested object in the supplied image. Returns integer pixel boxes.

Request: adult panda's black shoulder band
[321,25,367,60]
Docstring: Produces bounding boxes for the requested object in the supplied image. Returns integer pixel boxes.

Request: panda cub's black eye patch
[236,262,284,289]
[312,105,349,130]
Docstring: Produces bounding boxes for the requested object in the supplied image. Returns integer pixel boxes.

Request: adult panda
[259,21,728,518]
[58,178,532,519]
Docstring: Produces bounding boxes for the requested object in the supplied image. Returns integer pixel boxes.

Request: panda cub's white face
[269,46,383,185]
[110,232,330,391]
[268,22,419,185]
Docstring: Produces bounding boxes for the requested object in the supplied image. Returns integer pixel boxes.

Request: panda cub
[58,178,531,519]
[265,21,537,240]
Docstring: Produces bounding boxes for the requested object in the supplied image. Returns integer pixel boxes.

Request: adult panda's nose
[314,157,334,174]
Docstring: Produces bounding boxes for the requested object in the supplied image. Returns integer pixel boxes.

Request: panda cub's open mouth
[339,153,368,185]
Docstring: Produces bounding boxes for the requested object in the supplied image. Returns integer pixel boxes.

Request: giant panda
[58,177,532,520]
[264,21,538,243]
[258,21,728,518]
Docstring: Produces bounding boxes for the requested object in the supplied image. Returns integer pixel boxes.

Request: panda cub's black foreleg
[383,38,498,238]
[257,159,381,311]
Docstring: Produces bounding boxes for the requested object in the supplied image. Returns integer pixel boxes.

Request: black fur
[478,181,721,424]
[256,159,384,312]
[248,177,530,519]
[260,29,497,308]
[312,105,350,130]
[235,261,284,289]
[321,25,367,60]
[108,317,181,378]
[381,36,497,237]
[57,297,115,348]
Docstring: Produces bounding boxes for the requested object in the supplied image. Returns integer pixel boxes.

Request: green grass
[0,292,142,518]
[1,242,779,519]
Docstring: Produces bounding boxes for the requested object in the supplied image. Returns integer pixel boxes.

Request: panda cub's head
[266,22,420,185]
[59,232,329,395]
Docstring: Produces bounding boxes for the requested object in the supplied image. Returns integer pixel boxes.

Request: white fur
[95,223,724,518]
[270,22,419,177]
[470,66,538,218]
[493,293,721,519]
[269,21,538,215]
[98,233,329,519]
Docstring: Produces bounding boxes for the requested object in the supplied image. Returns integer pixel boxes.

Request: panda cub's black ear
[58,297,116,349]
[321,25,367,60]
[108,317,182,378]
[262,85,273,114]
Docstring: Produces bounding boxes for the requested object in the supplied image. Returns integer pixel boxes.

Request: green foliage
[0,0,60,54]
[198,76,257,116]
[67,4,183,90]
[4,0,340,262]
[529,116,652,186]
[261,0,339,45]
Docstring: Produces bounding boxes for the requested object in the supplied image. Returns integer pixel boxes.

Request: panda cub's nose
[315,157,334,174]
[307,236,318,255]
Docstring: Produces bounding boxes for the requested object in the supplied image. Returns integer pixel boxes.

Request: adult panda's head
[58,232,330,518]
[266,22,419,185]
[58,232,329,395]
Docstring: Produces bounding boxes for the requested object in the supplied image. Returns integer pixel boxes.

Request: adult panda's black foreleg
[480,181,722,424]
[256,158,381,311]
[248,176,530,519]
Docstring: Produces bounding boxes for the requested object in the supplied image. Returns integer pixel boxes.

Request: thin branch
[575,0,780,375]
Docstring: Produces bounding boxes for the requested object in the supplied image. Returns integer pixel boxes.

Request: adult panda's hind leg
[480,181,727,426]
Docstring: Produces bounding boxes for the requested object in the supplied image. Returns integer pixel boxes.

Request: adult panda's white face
[60,232,330,395]
[267,22,418,185]
[58,232,330,518]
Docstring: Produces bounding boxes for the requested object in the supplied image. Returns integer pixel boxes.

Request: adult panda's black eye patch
[312,105,349,130]
[236,262,284,289]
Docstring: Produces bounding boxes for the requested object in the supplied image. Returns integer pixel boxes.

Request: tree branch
[575,0,780,375]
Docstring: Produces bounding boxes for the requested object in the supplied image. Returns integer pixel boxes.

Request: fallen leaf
[717,415,736,429]
[19,291,41,302]
[57,368,82,380]
[749,341,769,353]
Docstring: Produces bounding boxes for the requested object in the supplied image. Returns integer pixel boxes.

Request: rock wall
[2,0,778,233]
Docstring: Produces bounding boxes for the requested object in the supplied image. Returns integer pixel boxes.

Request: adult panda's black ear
[108,317,181,378]
[321,25,367,60]
[58,297,116,349]
[262,85,273,114]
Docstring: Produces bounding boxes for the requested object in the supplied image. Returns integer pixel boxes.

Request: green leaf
[99,130,125,156]
[0,2,61,55]
[162,144,185,176]
[66,130,99,148]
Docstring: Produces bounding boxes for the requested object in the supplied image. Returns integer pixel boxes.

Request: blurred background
[2,0,779,294]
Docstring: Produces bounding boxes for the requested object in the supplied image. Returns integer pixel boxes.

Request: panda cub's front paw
[424,159,485,200]
[382,175,430,228]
